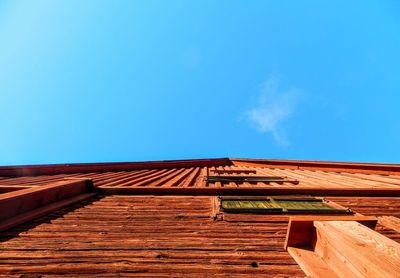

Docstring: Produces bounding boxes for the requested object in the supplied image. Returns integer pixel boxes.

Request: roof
[1,158,400,196]
[2,157,400,176]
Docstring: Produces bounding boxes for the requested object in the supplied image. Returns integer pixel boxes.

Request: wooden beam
[231,158,400,175]
[378,216,400,233]
[312,226,363,278]
[314,221,400,277]
[285,218,400,277]
[284,216,377,249]
[0,179,97,232]
[287,247,340,278]
[1,157,400,177]
[0,158,231,177]
[210,169,257,174]
[0,186,31,193]
[98,186,400,196]
[0,193,97,232]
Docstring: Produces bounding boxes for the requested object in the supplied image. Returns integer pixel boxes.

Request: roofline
[0,158,231,177]
[230,158,400,175]
[1,157,400,177]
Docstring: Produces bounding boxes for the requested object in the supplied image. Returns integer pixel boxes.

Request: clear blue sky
[1,0,399,165]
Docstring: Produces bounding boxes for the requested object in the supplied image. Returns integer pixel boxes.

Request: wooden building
[0,158,399,277]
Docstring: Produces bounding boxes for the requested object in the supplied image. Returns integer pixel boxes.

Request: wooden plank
[205,175,298,184]
[0,193,97,232]
[210,197,223,221]
[211,169,257,174]
[0,179,94,221]
[0,179,96,232]
[378,216,400,233]
[2,157,400,178]
[287,247,339,278]
[180,167,202,187]
[314,221,400,278]
[312,226,364,278]
[0,186,31,193]
[284,216,377,250]
[0,195,305,277]
[0,158,231,177]
[98,186,400,196]
[231,158,400,175]
[286,218,400,277]
[89,170,150,187]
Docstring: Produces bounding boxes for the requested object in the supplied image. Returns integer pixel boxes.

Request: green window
[220,197,352,214]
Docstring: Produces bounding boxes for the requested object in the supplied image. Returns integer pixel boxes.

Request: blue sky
[0,0,399,165]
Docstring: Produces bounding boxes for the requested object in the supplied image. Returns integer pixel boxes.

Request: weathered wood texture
[2,165,400,191]
[378,216,400,233]
[287,220,400,278]
[287,246,340,278]
[284,216,378,249]
[1,195,400,277]
[327,196,400,218]
[327,196,400,243]
[315,220,400,278]
[1,161,400,277]
[232,158,400,175]
[2,158,400,177]
[0,158,231,177]
[0,195,304,277]
[0,180,96,232]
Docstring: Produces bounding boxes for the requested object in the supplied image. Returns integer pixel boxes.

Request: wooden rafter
[0,179,97,232]
[285,217,400,277]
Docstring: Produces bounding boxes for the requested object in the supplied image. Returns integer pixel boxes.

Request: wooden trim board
[0,179,97,232]
[378,216,400,233]
[98,186,400,196]
[1,157,400,177]
[285,217,400,278]
[284,216,377,249]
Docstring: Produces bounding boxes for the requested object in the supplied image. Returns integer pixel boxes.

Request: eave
[1,157,400,177]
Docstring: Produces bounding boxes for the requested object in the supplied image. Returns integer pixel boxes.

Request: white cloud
[245,76,300,146]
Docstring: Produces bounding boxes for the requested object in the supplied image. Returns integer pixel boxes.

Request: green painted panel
[220,198,351,214]
[221,200,282,211]
[275,200,347,212]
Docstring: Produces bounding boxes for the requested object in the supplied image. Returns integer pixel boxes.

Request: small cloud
[244,76,300,146]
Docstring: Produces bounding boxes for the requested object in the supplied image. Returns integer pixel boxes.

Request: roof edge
[230,158,400,175]
[2,157,400,177]
[0,158,231,177]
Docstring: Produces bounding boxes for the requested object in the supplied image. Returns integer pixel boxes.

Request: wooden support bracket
[0,186,31,193]
[0,179,97,232]
[284,215,377,249]
[285,216,400,278]
[378,215,400,233]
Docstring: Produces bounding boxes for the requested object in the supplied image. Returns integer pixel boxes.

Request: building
[0,158,399,277]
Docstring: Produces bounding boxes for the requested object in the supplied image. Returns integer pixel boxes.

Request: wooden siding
[327,196,400,244]
[0,196,399,276]
[0,195,304,277]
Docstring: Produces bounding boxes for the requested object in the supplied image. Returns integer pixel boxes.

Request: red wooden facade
[0,158,399,277]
